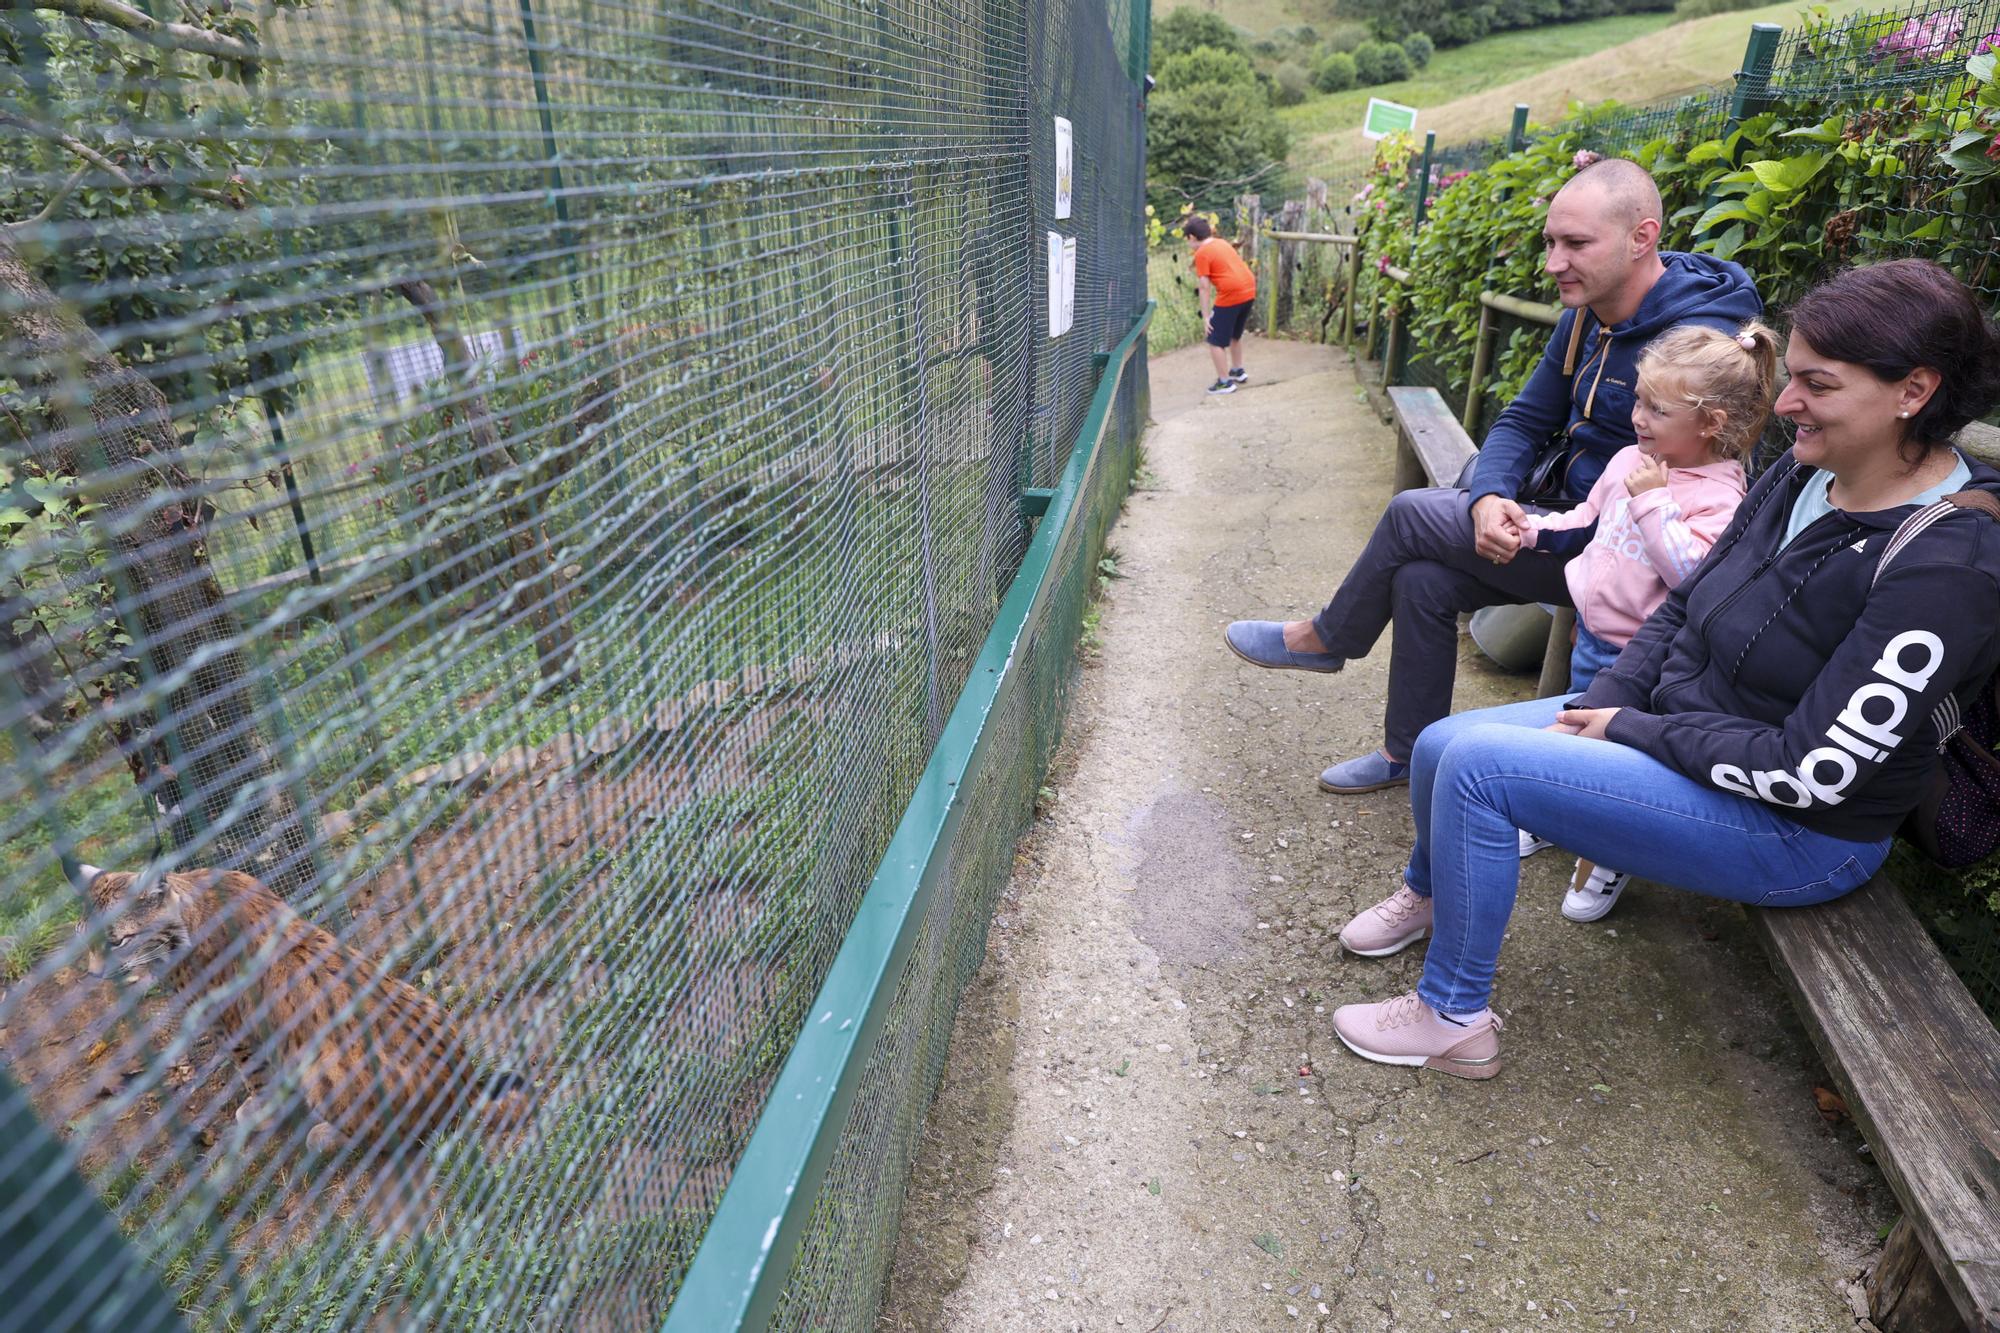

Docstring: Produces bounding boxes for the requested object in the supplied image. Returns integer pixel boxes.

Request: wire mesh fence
[0,0,1148,1324]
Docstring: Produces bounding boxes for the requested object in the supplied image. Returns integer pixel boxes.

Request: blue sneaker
[1318,750,1411,794]
[1224,620,1346,674]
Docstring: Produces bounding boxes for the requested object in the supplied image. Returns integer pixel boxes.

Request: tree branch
[0,165,90,238]
[33,0,258,63]
[0,111,236,211]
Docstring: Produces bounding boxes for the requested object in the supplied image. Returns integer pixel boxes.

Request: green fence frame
[662,300,1155,1332]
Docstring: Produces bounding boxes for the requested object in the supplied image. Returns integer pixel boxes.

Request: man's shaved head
[1557,157,1663,235]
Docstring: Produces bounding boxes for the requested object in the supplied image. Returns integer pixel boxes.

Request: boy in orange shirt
[1184,216,1256,395]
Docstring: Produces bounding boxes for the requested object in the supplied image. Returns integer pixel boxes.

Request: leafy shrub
[1353,40,1414,86]
[1146,47,1289,215]
[1272,62,1313,107]
[1313,50,1358,93]
[1324,20,1373,52]
[1402,32,1436,69]
[1153,9,1246,61]
[1156,45,1260,93]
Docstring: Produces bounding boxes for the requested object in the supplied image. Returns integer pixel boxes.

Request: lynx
[82,865,524,1154]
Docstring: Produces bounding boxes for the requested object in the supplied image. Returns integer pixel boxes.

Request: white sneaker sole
[1519,832,1554,858]
[1333,1028,1428,1066]
[1338,926,1429,958]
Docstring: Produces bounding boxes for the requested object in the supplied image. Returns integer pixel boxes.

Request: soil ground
[877,336,1895,1332]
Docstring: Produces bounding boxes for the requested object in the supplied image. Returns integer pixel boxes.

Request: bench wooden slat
[1387,385,1477,492]
[1749,874,2000,1330]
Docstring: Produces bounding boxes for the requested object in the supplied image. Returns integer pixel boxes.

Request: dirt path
[879,337,1891,1333]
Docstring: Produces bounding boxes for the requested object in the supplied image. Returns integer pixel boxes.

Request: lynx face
[80,865,193,989]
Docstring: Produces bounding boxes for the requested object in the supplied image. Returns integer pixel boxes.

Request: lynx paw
[234,1095,272,1128]
[305,1121,342,1154]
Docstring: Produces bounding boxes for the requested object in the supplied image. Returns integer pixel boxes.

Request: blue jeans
[1568,623,1622,692]
[1402,696,1890,1015]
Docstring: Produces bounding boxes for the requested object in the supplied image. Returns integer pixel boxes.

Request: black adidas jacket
[1575,449,2000,842]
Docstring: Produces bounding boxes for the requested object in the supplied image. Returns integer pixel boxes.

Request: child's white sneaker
[1562,859,1630,923]
[1518,830,1554,858]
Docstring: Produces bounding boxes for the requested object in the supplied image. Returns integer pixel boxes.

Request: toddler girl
[1513,320,1778,920]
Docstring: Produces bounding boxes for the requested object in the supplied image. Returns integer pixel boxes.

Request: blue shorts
[1206,299,1253,348]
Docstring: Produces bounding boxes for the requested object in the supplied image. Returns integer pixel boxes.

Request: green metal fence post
[1727,23,1783,127]
[1507,103,1530,155]
[1411,131,1437,229]
[0,1068,186,1333]
[1694,23,1783,246]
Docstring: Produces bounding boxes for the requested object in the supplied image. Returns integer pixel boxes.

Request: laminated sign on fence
[0,0,1150,1325]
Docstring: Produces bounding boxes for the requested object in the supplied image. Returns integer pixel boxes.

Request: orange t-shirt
[1193,237,1257,307]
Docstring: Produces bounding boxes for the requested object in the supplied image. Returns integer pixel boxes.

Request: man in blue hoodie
[1225,158,1764,793]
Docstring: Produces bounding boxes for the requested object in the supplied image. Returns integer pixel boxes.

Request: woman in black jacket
[1326,259,2000,1079]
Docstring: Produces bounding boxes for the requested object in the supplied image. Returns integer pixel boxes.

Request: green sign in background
[1364,97,1419,140]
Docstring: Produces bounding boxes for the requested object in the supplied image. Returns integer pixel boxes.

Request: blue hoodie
[1466,252,1764,505]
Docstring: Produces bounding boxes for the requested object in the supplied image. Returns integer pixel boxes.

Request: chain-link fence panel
[0,0,1148,1325]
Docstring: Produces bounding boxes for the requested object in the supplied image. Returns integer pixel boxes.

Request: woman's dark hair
[1786,258,2000,461]
[1181,215,1213,241]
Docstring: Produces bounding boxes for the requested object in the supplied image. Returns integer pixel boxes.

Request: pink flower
[1874,7,1965,60]
[1377,255,1392,273]
[1977,28,2000,54]
[1572,149,1602,170]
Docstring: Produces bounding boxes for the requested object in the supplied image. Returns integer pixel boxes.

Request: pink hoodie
[1521,445,1747,646]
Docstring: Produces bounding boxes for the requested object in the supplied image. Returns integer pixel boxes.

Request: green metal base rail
[663,301,1155,1331]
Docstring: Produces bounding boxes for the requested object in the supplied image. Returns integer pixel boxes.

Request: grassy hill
[1154,0,1877,186]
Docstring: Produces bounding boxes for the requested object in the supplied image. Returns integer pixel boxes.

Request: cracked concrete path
[878,336,1892,1333]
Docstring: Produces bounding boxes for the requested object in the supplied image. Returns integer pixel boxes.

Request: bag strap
[1872,490,2000,586]
[1560,310,1592,378]
[1871,489,2000,746]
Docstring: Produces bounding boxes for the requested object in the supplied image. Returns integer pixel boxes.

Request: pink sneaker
[1337,884,1432,957]
[1331,991,1504,1079]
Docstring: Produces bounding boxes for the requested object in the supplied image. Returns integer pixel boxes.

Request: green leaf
[1147,1176,1162,1196]
[1968,52,1996,85]
[1906,216,1947,241]
[1590,1082,1612,1094]
[1779,118,1846,145]
[1692,200,1759,235]
[1708,222,1749,262]
[1747,152,1831,195]
[0,506,30,527]
[1686,139,1732,165]
[1253,1232,1284,1257]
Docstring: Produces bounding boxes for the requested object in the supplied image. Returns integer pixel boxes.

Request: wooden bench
[1388,385,1575,697]
[1387,386,2000,1330]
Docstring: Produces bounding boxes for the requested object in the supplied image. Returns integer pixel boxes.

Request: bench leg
[1536,607,1576,699]
[1865,1216,1964,1332]
[1392,438,1426,495]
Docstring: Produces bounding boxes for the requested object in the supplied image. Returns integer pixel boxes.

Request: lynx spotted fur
[83,866,523,1153]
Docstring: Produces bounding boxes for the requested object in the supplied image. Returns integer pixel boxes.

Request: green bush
[1272,62,1313,107]
[1313,50,1358,93]
[1156,45,1260,93]
[1145,47,1289,216]
[1402,32,1436,69]
[1353,40,1414,86]
[1324,20,1373,52]
[1153,9,1246,61]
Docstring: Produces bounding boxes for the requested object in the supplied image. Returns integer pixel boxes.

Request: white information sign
[1054,116,1074,219]
[1047,231,1073,338]
[1061,236,1077,335]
